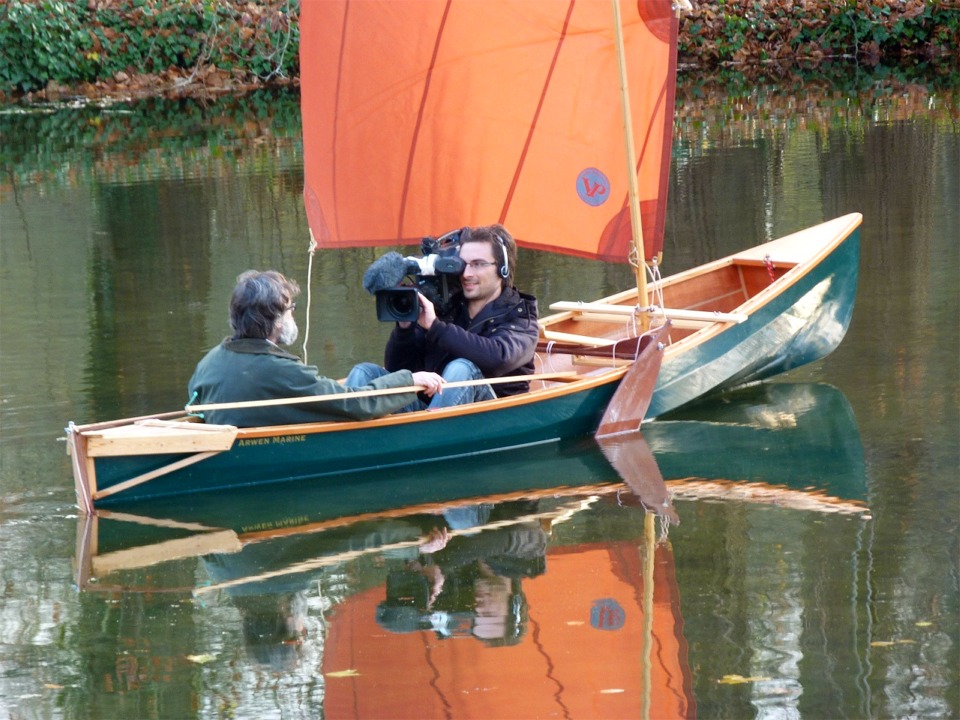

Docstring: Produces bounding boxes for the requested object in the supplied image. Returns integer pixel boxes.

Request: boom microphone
[362,252,416,294]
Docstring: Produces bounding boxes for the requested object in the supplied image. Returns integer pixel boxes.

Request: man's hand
[419,526,450,554]
[411,371,444,397]
[417,292,437,330]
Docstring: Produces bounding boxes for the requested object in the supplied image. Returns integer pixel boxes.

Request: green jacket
[188,338,417,427]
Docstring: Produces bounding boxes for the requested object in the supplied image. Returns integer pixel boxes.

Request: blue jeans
[344,359,495,411]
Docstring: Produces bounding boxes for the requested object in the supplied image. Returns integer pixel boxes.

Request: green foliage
[0,0,954,99]
[0,1,97,92]
[677,0,960,67]
[0,0,300,95]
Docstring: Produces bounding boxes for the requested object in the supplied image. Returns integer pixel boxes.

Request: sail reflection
[73,382,866,718]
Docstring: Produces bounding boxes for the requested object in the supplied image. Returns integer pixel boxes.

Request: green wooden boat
[76,382,866,594]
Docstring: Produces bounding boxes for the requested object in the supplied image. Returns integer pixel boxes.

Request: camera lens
[388,292,415,317]
[375,288,420,323]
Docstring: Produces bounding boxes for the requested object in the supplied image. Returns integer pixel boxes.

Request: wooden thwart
[540,329,618,347]
[549,300,747,325]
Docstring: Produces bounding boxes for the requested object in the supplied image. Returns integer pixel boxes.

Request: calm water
[1,74,958,718]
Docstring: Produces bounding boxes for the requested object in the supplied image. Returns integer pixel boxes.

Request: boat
[298,0,861,419]
[77,381,867,590]
[74,382,868,717]
[66,0,860,511]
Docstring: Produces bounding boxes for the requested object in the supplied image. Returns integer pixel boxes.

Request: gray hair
[229,270,300,339]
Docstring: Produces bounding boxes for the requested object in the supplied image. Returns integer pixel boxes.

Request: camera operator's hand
[412,371,445,398]
[416,292,437,330]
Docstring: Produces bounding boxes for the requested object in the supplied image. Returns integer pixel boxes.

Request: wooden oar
[185,371,578,414]
[595,324,667,438]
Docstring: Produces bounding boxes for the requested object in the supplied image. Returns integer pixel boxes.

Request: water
[1,74,958,718]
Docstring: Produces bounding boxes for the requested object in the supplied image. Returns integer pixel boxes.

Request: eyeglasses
[464,260,497,270]
[285,302,297,312]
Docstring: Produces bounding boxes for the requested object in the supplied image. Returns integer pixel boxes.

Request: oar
[594,324,667,438]
[185,371,578,413]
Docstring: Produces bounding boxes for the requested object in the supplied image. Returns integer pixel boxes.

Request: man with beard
[346,225,539,409]
[188,270,443,427]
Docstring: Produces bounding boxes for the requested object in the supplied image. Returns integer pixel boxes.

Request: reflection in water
[87,180,213,419]
[649,382,869,514]
[81,482,693,717]
[74,382,871,718]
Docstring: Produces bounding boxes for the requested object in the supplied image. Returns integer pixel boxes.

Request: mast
[611,0,649,322]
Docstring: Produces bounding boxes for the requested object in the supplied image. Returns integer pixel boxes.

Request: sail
[300,0,678,263]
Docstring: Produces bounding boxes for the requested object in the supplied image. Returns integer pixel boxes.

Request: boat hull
[70,326,677,511]
[648,221,860,417]
[84,383,612,504]
[83,381,866,571]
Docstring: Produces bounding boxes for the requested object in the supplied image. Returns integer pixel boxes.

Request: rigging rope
[302,230,317,365]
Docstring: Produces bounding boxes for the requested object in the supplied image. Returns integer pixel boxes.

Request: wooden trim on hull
[91,451,222,502]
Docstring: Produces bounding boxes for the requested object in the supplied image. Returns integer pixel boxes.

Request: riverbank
[1,0,957,105]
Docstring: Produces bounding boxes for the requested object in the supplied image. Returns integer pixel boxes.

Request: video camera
[365,228,468,322]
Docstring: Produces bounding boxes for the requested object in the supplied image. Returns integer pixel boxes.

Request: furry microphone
[362,252,416,294]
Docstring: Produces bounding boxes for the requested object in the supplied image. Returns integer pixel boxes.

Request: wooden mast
[611,0,649,326]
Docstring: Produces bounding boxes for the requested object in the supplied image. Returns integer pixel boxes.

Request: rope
[645,258,666,321]
[302,230,318,364]
[185,391,203,419]
[763,254,777,283]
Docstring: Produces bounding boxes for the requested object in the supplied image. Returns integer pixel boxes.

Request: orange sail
[301,0,678,263]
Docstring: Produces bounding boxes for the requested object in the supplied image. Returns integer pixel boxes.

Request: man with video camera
[347,224,539,409]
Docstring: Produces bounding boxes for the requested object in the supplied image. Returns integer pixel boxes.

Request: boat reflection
[649,381,869,515]
[76,423,691,716]
[73,382,865,719]
[319,499,691,719]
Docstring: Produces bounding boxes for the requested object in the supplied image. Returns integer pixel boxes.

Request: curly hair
[229,270,300,339]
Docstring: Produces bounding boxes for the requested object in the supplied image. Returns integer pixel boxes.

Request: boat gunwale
[663,213,861,358]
